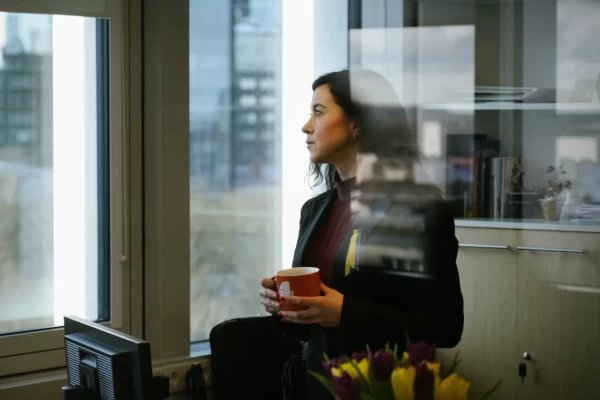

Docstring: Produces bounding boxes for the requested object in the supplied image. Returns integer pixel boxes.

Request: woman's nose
[302,117,313,134]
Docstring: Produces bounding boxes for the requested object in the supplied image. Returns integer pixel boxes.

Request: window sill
[0,368,67,400]
[0,345,212,400]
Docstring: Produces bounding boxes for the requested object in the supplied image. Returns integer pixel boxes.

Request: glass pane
[190,1,599,399]
[0,13,109,335]
[190,0,349,341]
[190,0,281,342]
[408,0,600,225]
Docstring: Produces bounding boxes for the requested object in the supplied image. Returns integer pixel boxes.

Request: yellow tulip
[435,373,470,400]
[339,362,359,379]
[424,361,441,377]
[358,358,370,381]
[391,366,415,400]
[334,360,370,380]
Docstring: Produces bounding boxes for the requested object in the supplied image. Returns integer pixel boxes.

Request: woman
[259,70,463,398]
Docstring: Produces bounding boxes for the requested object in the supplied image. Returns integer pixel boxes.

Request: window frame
[0,0,138,377]
[142,0,191,360]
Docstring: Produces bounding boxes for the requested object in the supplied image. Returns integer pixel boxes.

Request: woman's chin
[310,155,325,164]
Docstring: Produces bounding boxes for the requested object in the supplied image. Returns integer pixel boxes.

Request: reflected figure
[259,69,463,399]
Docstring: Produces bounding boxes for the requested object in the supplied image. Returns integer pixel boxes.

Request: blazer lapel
[294,190,336,266]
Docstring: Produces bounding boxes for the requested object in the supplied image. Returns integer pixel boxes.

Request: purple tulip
[371,350,394,382]
[352,351,369,363]
[322,355,348,378]
[332,372,361,400]
[413,362,434,398]
[406,341,436,366]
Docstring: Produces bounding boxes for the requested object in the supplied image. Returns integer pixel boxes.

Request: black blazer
[287,186,464,361]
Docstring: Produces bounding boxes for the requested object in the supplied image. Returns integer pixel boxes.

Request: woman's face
[302,84,357,165]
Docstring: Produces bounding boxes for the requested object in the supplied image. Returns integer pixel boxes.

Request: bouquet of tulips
[309,341,500,400]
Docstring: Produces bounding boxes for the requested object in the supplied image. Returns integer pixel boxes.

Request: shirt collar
[334,173,356,201]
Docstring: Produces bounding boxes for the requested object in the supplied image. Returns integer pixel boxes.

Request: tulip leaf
[322,353,330,362]
[479,379,502,400]
[307,371,341,400]
[360,393,378,400]
[350,360,373,393]
[441,351,462,379]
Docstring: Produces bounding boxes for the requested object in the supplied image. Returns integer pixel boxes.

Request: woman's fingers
[279,308,318,324]
[260,277,280,315]
[260,277,277,290]
[259,287,279,300]
[260,296,281,310]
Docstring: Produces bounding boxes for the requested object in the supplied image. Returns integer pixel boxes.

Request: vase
[539,198,558,222]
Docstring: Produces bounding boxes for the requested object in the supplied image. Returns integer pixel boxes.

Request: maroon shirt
[304,175,356,285]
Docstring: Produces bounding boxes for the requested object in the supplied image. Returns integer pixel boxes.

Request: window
[239,77,257,90]
[239,94,257,107]
[263,111,275,123]
[0,11,113,377]
[259,78,275,91]
[259,95,275,107]
[15,129,33,144]
[189,0,339,342]
[239,129,257,141]
[239,112,258,124]
[8,111,32,127]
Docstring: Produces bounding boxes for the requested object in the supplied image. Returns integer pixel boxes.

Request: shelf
[422,103,600,113]
[455,218,600,233]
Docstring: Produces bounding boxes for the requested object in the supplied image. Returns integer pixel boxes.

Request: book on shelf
[472,142,500,218]
[489,156,523,220]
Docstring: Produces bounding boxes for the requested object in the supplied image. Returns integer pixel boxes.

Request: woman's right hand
[260,277,281,315]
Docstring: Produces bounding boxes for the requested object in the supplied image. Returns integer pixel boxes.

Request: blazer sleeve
[275,198,315,341]
[338,202,464,348]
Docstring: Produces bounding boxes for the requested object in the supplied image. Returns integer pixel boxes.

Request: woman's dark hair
[308,69,417,190]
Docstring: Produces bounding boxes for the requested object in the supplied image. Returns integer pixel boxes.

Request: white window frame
[142,0,191,360]
[0,0,141,379]
[142,0,349,361]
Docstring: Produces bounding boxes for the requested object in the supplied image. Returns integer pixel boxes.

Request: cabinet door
[437,227,518,400]
[517,230,600,400]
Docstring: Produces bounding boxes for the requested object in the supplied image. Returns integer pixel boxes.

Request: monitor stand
[61,385,94,400]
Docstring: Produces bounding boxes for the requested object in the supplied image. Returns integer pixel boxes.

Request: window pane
[0,13,109,335]
[190,0,347,342]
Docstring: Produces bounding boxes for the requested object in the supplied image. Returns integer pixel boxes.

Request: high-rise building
[0,13,52,166]
[230,0,281,187]
[189,0,281,191]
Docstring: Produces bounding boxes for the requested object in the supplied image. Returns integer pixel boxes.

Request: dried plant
[538,165,572,200]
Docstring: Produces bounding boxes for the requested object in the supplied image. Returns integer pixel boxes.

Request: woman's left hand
[279,283,344,327]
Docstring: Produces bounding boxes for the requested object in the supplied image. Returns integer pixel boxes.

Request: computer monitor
[62,316,154,400]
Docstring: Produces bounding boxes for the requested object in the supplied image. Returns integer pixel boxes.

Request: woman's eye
[314,110,323,116]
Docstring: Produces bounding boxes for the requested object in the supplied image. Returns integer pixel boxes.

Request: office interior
[0,0,599,399]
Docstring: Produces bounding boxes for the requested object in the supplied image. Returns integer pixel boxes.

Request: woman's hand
[279,283,344,327]
[259,277,281,315]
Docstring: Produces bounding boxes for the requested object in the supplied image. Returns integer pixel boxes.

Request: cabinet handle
[516,246,584,254]
[459,244,509,250]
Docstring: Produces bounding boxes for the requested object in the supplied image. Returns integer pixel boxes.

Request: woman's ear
[350,121,360,140]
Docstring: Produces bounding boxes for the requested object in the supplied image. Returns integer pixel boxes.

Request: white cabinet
[516,230,600,400]
[447,228,518,400]
[443,227,600,400]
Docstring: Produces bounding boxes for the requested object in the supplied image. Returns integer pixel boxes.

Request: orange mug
[275,267,321,311]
